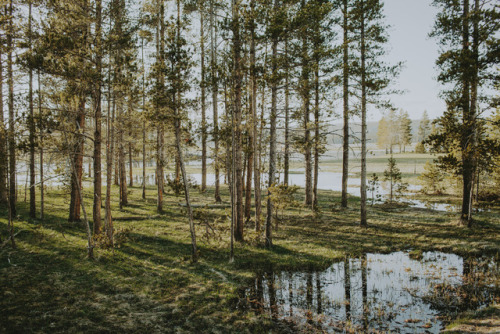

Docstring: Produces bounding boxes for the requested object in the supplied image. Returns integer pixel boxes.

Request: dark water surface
[239,251,499,333]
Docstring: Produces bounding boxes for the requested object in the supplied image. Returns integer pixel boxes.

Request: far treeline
[0,0,499,261]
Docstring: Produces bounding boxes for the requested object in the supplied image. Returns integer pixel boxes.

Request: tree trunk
[28,1,36,219]
[210,0,221,203]
[341,0,350,208]
[93,0,103,235]
[200,9,207,193]
[284,36,290,187]
[0,30,7,205]
[175,104,198,262]
[69,97,86,222]
[245,142,253,222]
[460,0,472,227]
[300,0,312,206]
[232,0,244,242]
[360,0,367,227]
[156,0,165,213]
[312,48,320,210]
[114,146,119,185]
[71,152,94,259]
[174,0,197,262]
[118,100,127,209]
[128,141,133,187]
[251,2,261,231]
[105,77,115,246]
[7,0,16,217]
[266,0,280,248]
[38,71,44,219]
[142,37,147,200]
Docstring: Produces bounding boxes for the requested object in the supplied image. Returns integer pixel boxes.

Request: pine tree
[340,0,353,208]
[416,110,430,153]
[398,110,412,153]
[351,0,400,226]
[429,0,500,226]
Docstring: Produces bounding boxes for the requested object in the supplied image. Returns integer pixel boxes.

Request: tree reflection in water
[240,251,499,333]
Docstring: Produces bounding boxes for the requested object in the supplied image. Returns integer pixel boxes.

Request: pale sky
[382,0,446,121]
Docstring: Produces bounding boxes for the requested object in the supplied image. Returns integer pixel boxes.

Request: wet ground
[239,251,499,333]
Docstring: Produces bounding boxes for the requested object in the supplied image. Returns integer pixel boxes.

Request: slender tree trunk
[174,0,197,262]
[114,146,119,185]
[118,100,127,208]
[245,142,253,222]
[229,79,235,262]
[300,0,312,206]
[200,9,207,193]
[312,52,320,210]
[266,0,280,248]
[0,32,7,205]
[28,1,36,218]
[38,71,44,219]
[360,0,367,227]
[69,97,86,222]
[460,0,472,227]
[250,1,261,230]
[141,38,147,200]
[105,80,115,246]
[71,152,94,259]
[7,0,16,217]
[176,116,198,262]
[156,0,165,213]
[341,0,350,208]
[93,0,103,235]
[284,36,290,187]
[468,0,479,222]
[128,141,133,187]
[157,126,164,212]
[210,0,221,203]
[232,0,244,242]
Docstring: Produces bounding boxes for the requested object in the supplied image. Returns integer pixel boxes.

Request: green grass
[1,182,499,333]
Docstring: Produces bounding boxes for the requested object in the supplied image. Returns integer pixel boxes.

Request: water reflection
[240,252,499,333]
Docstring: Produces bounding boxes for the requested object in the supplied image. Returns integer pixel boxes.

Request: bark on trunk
[38,71,44,219]
[312,52,320,210]
[284,36,290,187]
[118,99,128,209]
[175,111,198,262]
[232,0,244,242]
[360,0,367,227]
[460,0,472,227]
[69,97,86,222]
[0,30,7,205]
[210,0,221,203]
[142,39,146,200]
[300,0,312,206]
[7,0,16,217]
[266,0,280,248]
[341,0,350,208]
[29,1,36,218]
[93,0,103,235]
[200,9,207,193]
[128,141,133,187]
[156,0,165,213]
[105,78,115,246]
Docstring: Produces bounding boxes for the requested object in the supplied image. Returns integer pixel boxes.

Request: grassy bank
[1,184,499,333]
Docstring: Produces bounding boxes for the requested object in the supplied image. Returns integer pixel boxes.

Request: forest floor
[0,184,499,333]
